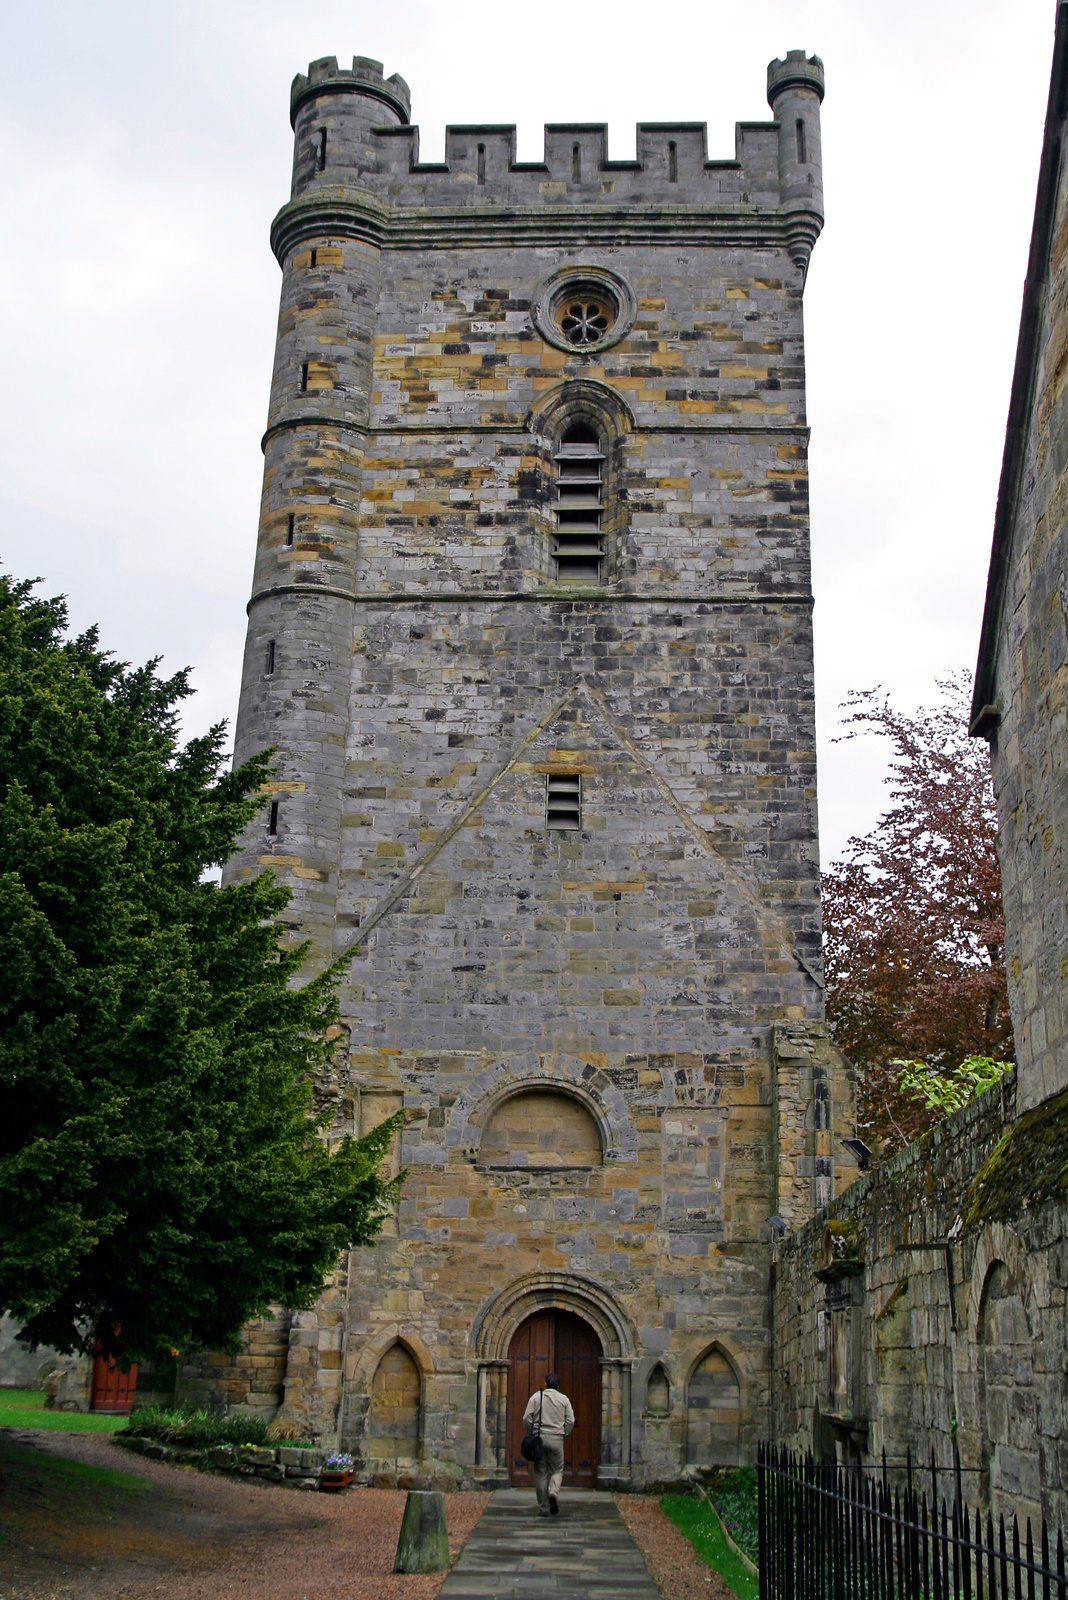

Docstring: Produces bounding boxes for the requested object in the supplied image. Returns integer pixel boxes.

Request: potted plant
[319,1451,355,1491]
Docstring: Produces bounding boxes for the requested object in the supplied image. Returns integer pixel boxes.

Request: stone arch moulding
[345,1325,435,1389]
[448,1056,638,1165]
[681,1333,750,1396]
[524,377,635,439]
[967,1223,1029,1343]
[470,1270,638,1361]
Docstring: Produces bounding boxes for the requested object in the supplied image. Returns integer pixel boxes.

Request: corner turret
[767,50,825,276]
[289,55,410,200]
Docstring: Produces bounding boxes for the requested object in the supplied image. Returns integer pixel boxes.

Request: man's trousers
[532,1438,565,1506]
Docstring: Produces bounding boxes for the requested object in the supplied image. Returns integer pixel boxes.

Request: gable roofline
[971,1,1068,737]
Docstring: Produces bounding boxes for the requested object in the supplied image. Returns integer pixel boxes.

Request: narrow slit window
[796,118,807,164]
[268,800,280,835]
[310,247,318,268]
[265,640,275,675]
[572,143,581,182]
[546,773,581,831]
[668,141,678,183]
[553,423,604,582]
[286,514,295,546]
[477,143,486,184]
[317,127,327,172]
[300,361,309,393]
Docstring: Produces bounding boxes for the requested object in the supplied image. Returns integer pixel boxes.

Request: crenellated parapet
[274,52,825,272]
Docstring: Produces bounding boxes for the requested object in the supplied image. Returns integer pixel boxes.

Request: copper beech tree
[821,675,1012,1150]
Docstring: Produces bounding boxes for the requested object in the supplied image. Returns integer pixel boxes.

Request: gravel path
[0,1427,489,1600]
[616,1493,736,1600]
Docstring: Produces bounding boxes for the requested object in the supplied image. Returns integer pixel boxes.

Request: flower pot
[319,1467,355,1492]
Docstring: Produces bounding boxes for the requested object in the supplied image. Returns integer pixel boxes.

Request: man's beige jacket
[523,1386,575,1439]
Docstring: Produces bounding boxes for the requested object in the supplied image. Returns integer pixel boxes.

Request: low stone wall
[116,1434,325,1488]
[773,1070,1068,1533]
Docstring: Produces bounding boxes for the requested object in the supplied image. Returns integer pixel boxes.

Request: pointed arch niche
[686,1344,741,1466]
[366,1340,422,1471]
[526,380,633,586]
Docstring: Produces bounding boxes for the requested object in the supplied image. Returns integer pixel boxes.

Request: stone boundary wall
[116,1434,326,1489]
[772,1071,1068,1533]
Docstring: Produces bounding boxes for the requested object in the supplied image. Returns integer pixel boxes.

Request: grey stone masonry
[223,48,857,1490]
[972,2,1068,1110]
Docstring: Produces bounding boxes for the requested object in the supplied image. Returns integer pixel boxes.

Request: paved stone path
[438,1487,661,1598]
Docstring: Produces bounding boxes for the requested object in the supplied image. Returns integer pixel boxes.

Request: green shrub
[118,1405,270,1447]
[708,1464,759,1561]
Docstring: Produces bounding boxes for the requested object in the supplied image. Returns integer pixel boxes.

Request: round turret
[766,51,825,276]
[289,55,411,201]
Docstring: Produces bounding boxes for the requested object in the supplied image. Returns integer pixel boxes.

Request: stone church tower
[224,48,856,1489]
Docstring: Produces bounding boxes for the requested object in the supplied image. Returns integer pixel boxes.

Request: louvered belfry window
[546,772,582,831]
[553,423,604,581]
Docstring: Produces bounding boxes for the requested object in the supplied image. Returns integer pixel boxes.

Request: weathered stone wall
[176,1308,293,1419]
[974,26,1068,1112]
[219,49,857,1488]
[773,1070,1068,1533]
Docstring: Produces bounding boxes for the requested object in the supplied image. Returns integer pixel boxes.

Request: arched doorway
[507,1309,601,1487]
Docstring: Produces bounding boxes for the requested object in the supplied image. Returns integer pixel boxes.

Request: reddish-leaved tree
[821,674,1012,1150]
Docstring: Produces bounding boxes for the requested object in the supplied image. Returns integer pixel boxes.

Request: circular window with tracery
[533,267,636,354]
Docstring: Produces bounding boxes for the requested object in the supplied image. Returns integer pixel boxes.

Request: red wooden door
[91,1350,137,1411]
[507,1310,601,1487]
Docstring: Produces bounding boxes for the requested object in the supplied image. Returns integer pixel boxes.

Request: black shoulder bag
[520,1388,545,1461]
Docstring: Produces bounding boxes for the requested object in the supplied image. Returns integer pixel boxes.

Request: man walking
[523,1371,575,1516]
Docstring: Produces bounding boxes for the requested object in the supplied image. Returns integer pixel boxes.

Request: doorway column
[598,1356,634,1486]
[475,1359,510,1480]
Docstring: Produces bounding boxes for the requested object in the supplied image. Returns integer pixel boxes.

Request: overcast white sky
[0,0,1053,865]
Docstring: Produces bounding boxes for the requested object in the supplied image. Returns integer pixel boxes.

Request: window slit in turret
[668,141,678,183]
[317,128,327,172]
[796,119,807,163]
[300,362,309,393]
[286,514,295,546]
[477,144,486,184]
[310,248,318,268]
[265,640,275,675]
[572,143,581,182]
[268,800,279,835]
[553,423,604,581]
[546,773,581,832]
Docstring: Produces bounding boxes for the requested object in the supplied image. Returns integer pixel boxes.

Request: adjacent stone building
[772,4,1068,1533]
[213,47,859,1489]
[971,0,1068,1113]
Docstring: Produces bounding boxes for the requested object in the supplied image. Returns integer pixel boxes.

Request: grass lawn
[660,1493,760,1600]
[0,1389,127,1433]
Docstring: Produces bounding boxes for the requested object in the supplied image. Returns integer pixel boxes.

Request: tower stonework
[225,49,857,1488]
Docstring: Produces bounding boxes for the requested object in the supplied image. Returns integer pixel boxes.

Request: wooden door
[507,1310,601,1487]
[91,1350,137,1411]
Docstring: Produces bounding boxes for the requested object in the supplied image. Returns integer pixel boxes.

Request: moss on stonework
[963,1083,1068,1226]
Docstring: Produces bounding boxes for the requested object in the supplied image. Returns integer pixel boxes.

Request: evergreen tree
[0,576,400,1363]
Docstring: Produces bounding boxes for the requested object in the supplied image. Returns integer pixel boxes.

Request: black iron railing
[758,1444,1067,1600]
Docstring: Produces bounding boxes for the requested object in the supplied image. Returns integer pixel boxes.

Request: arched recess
[481,1087,602,1169]
[686,1342,741,1466]
[967,1222,1033,1508]
[646,1362,672,1417]
[366,1340,422,1469]
[449,1057,638,1166]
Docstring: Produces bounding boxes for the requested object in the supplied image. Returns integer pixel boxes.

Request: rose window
[559,298,612,346]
